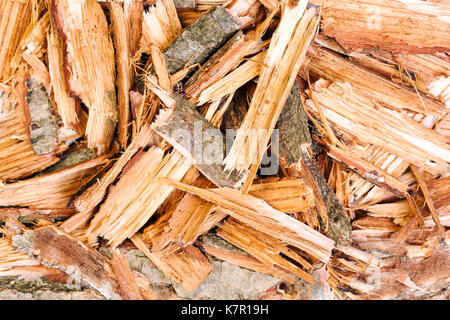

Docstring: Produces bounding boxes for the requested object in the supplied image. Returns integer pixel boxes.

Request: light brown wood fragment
[410,166,443,232]
[150,45,171,91]
[152,183,215,251]
[62,125,154,234]
[225,3,319,175]
[47,26,81,134]
[217,217,315,283]
[158,178,335,263]
[305,81,450,175]
[248,177,314,213]
[424,174,450,218]
[10,225,122,300]
[185,13,273,102]
[111,248,144,300]
[86,148,191,247]
[0,0,32,82]
[324,144,409,198]
[197,50,266,105]
[131,235,212,292]
[0,152,110,209]
[315,35,450,109]
[202,245,295,283]
[52,0,118,155]
[0,108,64,181]
[141,0,183,50]
[305,45,445,116]
[353,216,401,232]
[124,0,144,57]
[310,0,450,54]
[110,1,132,149]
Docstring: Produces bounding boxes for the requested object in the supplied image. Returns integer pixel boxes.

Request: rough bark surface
[276,83,351,246]
[163,6,241,74]
[25,77,59,156]
[11,226,122,300]
[152,94,247,188]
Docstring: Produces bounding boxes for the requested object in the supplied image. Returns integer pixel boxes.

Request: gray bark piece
[174,260,281,300]
[163,6,241,74]
[276,83,351,246]
[152,94,247,188]
[26,77,59,155]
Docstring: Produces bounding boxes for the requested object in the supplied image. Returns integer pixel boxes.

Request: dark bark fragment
[36,147,97,175]
[163,6,241,74]
[152,95,246,188]
[220,86,248,132]
[276,82,351,246]
[276,82,311,164]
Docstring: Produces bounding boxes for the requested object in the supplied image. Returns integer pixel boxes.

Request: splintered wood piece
[315,35,450,109]
[248,177,314,213]
[124,0,144,57]
[424,174,450,218]
[396,54,450,108]
[310,0,450,54]
[25,76,59,156]
[158,178,335,263]
[143,202,227,255]
[111,248,144,300]
[0,237,39,271]
[184,31,247,101]
[131,235,213,292]
[224,2,318,174]
[151,94,247,188]
[152,184,215,251]
[10,225,121,299]
[0,153,110,209]
[86,148,191,247]
[202,245,296,284]
[0,0,32,82]
[305,81,450,175]
[11,11,50,86]
[47,26,81,134]
[197,50,266,105]
[52,0,118,155]
[185,13,273,102]
[304,45,445,116]
[353,216,401,232]
[62,125,154,234]
[110,1,132,149]
[324,144,409,198]
[217,217,315,283]
[410,166,443,231]
[141,0,182,50]
[0,102,65,181]
[163,6,242,74]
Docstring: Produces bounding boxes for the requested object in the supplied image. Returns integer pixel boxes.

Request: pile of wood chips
[0,0,449,300]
